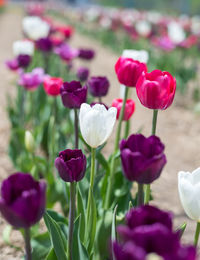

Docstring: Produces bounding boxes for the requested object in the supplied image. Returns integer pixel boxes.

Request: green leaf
[176,223,187,239]
[44,211,68,260]
[72,215,89,260]
[32,232,51,260]
[111,205,118,260]
[45,248,58,260]
[77,185,86,243]
[96,152,110,173]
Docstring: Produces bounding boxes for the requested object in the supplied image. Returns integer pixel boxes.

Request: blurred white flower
[122,49,149,63]
[22,16,50,40]
[13,40,34,56]
[135,20,151,37]
[168,21,186,44]
[178,168,200,221]
[79,103,117,148]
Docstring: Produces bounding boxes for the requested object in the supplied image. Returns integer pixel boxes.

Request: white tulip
[135,20,151,37]
[122,49,149,64]
[22,16,50,40]
[168,22,186,44]
[79,103,117,148]
[178,168,200,221]
[13,40,34,57]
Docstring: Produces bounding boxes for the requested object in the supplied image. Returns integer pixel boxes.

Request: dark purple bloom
[5,58,19,71]
[55,149,86,182]
[0,172,46,228]
[54,43,79,61]
[17,54,31,68]
[78,48,95,60]
[120,134,167,184]
[18,68,45,90]
[87,76,110,97]
[36,37,53,52]
[77,67,89,82]
[60,81,87,109]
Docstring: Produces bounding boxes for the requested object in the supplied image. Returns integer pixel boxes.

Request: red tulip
[43,76,63,96]
[58,25,74,39]
[115,57,147,87]
[136,70,176,110]
[112,99,135,121]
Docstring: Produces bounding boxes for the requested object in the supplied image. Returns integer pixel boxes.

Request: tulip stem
[194,222,200,247]
[104,87,129,209]
[86,148,96,223]
[68,181,76,260]
[98,96,102,103]
[74,109,79,149]
[137,183,144,206]
[145,109,158,204]
[124,120,130,139]
[24,228,32,260]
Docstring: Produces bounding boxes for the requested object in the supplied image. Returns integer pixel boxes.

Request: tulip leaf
[44,211,68,260]
[111,205,118,260]
[96,152,110,173]
[73,215,89,260]
[45,248,57,260]
[77,185,86,243]
[31,232,51,260]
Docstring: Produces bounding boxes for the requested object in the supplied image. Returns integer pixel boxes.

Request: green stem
[24,228,32,260]
[98,96,102,103]
[137,183,144,206]
[194,222,200,246]
[104,87,129,209]
[124,120,130,139]
[86,148,96,223]
[145,109,158,204]
[68,182,76,260]
[74,109,79,149]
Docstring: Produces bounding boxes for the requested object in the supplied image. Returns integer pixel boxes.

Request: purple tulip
[0,172,46,228]
[60,81,87,109]
[87,76,110,97]
[17,54,31,68]
[55,149,86,182]
[5,58,19,71]
[18,68,45,90]
[36,37,53,52]
[78,48,95,60]
[120,134,167,184]
[76,67,89,82]
[54,43,79,61]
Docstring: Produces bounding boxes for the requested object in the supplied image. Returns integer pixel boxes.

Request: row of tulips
[1,5,200,260]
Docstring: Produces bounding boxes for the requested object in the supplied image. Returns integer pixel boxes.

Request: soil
[0,5,200,259]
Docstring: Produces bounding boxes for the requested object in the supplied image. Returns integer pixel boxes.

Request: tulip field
[1,1,200,260]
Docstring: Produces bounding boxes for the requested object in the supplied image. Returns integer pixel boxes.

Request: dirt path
[0,6,199,258]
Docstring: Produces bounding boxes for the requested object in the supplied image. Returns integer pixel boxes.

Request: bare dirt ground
[0,6,200,259]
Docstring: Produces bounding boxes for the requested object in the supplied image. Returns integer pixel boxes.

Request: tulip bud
[112,98,135,121]
[36,37,53,52]
[0,172,46,228]
[79,103,117,148]
[178,168,200,221]
[43,76,63,96]
[25,131,35,153]
[136,70,176,110]
[76,67,89,82]
[78,48,95,60]
[120,134,167,184]
[87,76,110,97]
[55,149,86,182]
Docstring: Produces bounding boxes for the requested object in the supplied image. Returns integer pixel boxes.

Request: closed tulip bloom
[60,81,87,108]
[0,173,46,228]
[58,25,74,39]
[79,103,117,148]
[19,68,45,90]
[55,149,86,182]
[136,70,176,110]
[55,43,79,62]
[76,67,89,82]
[36,37,53,52]
[17,54,31,68]
[120,134,166,184]
[178,168,200,221]
[87,76,110,97]
[115,57,147,87]
[5,58,19,71]
[112,98,135,121]
[13,40,34,57]
[43,77,63,96]
[78,48,95,60]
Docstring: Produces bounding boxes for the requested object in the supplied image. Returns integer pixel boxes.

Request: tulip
[36,37,53,52]
[112,98,135,121]
[136,69,176,110]
[79,103,117,148]
[54,43,79,62]
[60,81,87,108]
[25,131,35,153]
[78,48,95,60]
[18,68,45,90]
[0,172,46,228]
[76,67,89,82]
[168,22,186,44]
[22,16,50,40]
[13,40,34,57]
[17,54,31,68]
[55,149,86,182]
[58,25,74,39]
[5,58,19,71]
[135,20,152,37]
[87,76,110,98]
[43,76,63,96]
[122,49,149,64]
[120,134,166,184]
[115,57,147,87]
